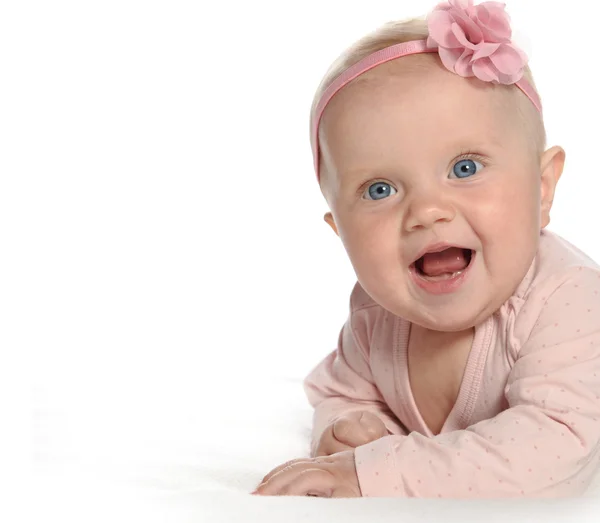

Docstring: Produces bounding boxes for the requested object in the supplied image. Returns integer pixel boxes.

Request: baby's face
[319,58,561,331]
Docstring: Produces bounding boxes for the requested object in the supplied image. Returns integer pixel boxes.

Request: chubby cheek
[469,177,540,277]
[340,217,400,282]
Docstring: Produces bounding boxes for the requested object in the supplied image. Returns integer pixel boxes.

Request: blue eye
[451,159,483,179]
[364,182,397,201]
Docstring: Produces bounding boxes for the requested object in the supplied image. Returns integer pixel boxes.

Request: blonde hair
[310,17,547,188]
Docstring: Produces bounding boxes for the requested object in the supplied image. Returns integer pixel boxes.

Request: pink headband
[311,0,542,183]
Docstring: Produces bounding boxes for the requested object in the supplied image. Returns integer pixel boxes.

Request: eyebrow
[334,140,504,182]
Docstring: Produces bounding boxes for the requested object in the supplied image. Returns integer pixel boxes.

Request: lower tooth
[425,271,461,281]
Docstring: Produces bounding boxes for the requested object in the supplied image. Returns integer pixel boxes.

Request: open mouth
[411,247,474,282]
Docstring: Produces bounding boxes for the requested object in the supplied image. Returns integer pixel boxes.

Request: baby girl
[252,0,600,498]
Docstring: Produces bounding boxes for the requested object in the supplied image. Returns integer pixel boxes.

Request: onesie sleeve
[354,267,600,497]
[303,303,407,456]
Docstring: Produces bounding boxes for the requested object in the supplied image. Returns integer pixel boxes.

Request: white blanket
[33,374,600,522]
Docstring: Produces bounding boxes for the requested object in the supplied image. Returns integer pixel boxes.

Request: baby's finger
[332,417,373,446]
[260,466,335,497]
[314,436,352,457]
[333,412,387,446]
[256,458,311,489]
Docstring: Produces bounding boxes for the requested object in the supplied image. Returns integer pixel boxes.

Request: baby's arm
[353,267,600,497]
[303,301,407,455]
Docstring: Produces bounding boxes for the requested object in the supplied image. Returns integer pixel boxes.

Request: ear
[539,145,566,228]
[324,212,339,236]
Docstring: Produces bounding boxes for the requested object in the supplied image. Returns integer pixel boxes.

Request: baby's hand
[313,410,389,457]
[252,450,360,498]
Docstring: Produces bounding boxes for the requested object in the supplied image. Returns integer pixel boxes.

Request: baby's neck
[410,323,475,355]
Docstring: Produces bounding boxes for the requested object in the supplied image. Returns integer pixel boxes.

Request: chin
[416,317,478,333]
[406,306,485,333]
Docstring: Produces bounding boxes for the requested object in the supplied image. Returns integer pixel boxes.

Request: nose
[403,189,456,232]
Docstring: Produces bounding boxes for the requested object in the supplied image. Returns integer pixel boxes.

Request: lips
[414,248,472,277]
[409,243,471,267]
[408,243,476,295]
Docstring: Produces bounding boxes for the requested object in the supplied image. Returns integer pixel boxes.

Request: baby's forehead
[332,56,513,121]
[321,60,518,150]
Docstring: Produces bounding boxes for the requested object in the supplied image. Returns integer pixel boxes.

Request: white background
[1,0,599,513]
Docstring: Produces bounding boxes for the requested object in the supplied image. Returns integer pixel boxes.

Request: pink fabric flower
[426,0,528,84]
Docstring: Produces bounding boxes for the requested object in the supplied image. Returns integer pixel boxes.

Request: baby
[252,0,600,498]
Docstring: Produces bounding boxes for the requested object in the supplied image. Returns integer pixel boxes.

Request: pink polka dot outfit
[303,230,600,497]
